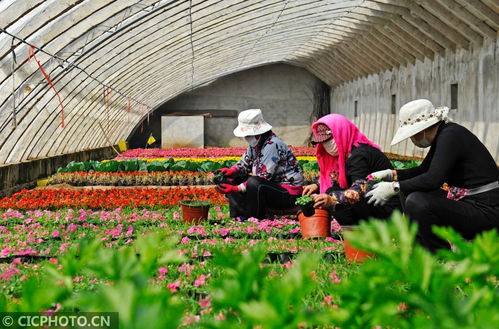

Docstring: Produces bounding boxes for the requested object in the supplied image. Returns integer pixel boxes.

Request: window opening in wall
[451,83,458,109]
[391,94,396,115]
[354,100,358,118]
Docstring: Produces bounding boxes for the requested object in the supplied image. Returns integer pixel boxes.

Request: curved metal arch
[0,0,498,164]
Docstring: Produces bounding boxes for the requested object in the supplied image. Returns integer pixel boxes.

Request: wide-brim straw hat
[391,99,449,145]
[233,109,272,137]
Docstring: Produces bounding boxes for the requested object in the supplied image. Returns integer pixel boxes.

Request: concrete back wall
[331,38,499,162]
[130,64,323,148]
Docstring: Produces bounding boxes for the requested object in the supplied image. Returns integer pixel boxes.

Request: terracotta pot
[298,209,331,239]
[342,230,374,263]
[180,200,210,224]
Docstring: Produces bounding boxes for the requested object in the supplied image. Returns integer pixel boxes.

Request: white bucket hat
[233,109,272,137]
[391,99,450,145]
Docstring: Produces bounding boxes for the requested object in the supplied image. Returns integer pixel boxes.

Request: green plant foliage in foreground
[331,212,499,329]
[1,212,497,329]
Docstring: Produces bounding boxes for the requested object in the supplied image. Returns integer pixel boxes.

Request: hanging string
[188,0,195,90]
[28,45,65,127]
[11,38,17,128]
[0,27,153,121]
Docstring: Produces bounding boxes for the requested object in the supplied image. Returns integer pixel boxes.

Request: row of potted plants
[57,157,419,175]
[48,171,215,186]
[47,170,321,187]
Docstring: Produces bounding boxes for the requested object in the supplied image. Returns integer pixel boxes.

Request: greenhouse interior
[0,1,498,328]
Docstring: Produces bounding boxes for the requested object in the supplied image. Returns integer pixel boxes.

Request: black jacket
[398,122,499,206]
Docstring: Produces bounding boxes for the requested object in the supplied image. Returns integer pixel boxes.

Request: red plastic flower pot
[180,200,211,224]
[342,230,374,263]
[298,208,331,239]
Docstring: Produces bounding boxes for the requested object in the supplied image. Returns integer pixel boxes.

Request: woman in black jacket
[367,99,499,252]
[303,114,401,225]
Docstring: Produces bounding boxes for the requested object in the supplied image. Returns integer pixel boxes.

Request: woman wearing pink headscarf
[303,114,401,224]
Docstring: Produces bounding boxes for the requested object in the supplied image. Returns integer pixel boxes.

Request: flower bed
[0,187,226,210]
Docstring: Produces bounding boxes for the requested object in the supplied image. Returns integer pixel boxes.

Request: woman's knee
[404,192,432,217]
[246,176,264,192]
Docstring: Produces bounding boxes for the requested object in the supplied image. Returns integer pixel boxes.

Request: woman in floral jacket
[216,109,303,220]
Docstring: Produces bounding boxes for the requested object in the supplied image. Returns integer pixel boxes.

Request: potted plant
[295,195,315,216]
[341,226,374,263]
[295,196,330,239]
[180,200,211,224]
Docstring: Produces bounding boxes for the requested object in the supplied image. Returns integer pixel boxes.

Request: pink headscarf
[312,114,380,192]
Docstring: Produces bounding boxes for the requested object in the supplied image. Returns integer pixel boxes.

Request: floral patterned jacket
[233,133,303,194]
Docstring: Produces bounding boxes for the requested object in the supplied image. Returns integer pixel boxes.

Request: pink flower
[167,281,181,293]
[51,230,59,237]
[126,225,134,237]
[198,298,211,308]
[158,267,168,275]
[215,313,226,321]
[181,237,190,244]
[329,270,341,283]
[194,274,211,287]
[67,223,77,233]
[72,276,83,282]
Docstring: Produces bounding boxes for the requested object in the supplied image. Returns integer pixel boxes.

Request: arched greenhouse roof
[0,0,498,164]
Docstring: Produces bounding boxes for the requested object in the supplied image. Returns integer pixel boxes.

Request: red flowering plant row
[0,187,227,210]
[48,171,214,187]
[116,146,315,159]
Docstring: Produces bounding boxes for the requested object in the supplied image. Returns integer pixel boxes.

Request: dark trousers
[331,199,399,225]
[404,189,499,252]
[226,176,298,219]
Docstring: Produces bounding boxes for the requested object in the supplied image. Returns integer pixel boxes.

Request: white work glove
[365,182,400,206]
[369,169,393,182]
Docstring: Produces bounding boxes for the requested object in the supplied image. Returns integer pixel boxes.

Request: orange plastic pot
[342,231,374,263]
[180,200,210,224]
[298,209,331,239]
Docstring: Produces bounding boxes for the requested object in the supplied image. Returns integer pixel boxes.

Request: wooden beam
[408,3,470,48]
[393,19,446,54]
[344,13,445,55]
[359,33,405,67]
[401,12,456,51]
[369,27,418,63]
[317,56,352,85]
[415,0,483,46]
[347,37,395,69]
[330,49,368,78]
[456,0,499,31]
[384,23,435,59]
[337,43,381,73]
[480,0,499,14]
[320,52,357,82]
[356,2,456,51]
[334,47,372,76]
[436,0,497,38]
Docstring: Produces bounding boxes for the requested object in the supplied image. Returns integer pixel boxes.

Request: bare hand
[302,184,319,196]
[311,193,333,208]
